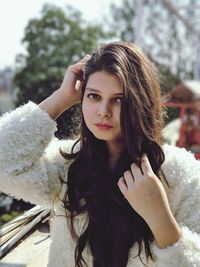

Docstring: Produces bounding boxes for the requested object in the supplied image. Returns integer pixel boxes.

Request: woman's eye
[87,93,100,100]
[115,97,122,103]
[86,94,122,103]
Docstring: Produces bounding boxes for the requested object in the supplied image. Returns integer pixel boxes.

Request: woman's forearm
[39,88,75,120]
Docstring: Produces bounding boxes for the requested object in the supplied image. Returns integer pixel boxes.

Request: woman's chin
[92,133,118,142]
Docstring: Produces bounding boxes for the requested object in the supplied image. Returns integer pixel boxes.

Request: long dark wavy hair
[59,42,168,267]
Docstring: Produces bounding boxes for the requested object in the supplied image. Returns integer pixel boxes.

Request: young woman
[0,42,200,267]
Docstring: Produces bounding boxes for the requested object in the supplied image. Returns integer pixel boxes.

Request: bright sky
[0,0,121,70]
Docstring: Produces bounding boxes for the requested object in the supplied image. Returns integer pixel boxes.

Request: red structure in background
[164,80,200,160]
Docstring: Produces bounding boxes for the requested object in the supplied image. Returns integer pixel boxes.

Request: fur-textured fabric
[0,101,200,267]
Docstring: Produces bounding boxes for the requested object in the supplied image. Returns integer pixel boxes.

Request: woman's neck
[106,140,124,169]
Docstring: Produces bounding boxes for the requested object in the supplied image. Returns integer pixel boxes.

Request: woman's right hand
[59,55,91,105]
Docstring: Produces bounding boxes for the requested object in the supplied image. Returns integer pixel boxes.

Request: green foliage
[14,4,111,138]
[0,211,23,227]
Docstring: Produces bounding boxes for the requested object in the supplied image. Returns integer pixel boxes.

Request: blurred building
[163,80,200,159]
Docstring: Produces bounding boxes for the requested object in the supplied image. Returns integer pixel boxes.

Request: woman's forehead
[86,71,123,94]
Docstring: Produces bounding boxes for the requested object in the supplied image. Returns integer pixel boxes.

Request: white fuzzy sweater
[0,101,200,267]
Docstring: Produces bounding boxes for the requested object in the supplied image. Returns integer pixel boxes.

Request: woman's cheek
[82,102,94,123]
[81,99,88,117]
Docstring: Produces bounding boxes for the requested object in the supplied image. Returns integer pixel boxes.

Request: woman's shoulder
[162,143,197,165]
[161,143,200,186]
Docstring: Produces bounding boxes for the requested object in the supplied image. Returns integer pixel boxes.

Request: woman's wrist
[149,216,182,248]
[57,87,79,106]
[39,88,76,120]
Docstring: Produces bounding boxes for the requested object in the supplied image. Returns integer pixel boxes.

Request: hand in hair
[59,54,91,104]
[39,55,91,119]
[118,154,182,248]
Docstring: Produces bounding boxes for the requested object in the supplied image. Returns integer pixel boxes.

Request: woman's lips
[95,124,113,130]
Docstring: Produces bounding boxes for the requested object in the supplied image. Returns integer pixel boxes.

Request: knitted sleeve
[151,144,200,267]
[0,101,75,209]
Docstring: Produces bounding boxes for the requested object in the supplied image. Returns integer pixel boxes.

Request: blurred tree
[108,0,196,82]
[14,4,111,138]
[107,0,200,124]
[155,62,181,94]
[144,0,195,80]
[108,0,135,42]
[149,60,181,124]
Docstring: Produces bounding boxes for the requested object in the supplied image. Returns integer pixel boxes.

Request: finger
[72,55,90,71]
[82,65,86,80]
[70,55,90,79]
[117,177,128,195]
[75,62,87,70]
[141,154,153,175]
[123,170,134,187]
[130,163,143,181]
[75,80,81,90]
[70,63,87,78]
[80,54,91,63]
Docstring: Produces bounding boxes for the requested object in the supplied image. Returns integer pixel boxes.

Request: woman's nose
[97,102,112,117]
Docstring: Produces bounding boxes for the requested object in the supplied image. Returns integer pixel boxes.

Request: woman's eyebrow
[85,87,123,96]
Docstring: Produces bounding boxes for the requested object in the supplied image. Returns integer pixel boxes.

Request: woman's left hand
[118,154,182,248]
[117,154,173,226]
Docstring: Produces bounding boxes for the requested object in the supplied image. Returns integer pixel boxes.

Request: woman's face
[82,71,123,142]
